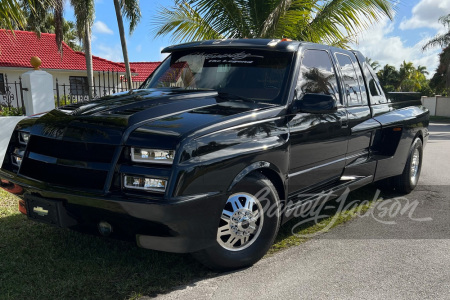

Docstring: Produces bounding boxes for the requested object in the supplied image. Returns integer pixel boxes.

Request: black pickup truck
[0,39,429,271]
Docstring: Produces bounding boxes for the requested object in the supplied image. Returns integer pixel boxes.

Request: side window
[0,74,5,94]
[364,66,386,104]
[368,75,379,96]
[297,49,340,104]
[335,53,363,106]
[352,56,368,105]
[69,76,89,96]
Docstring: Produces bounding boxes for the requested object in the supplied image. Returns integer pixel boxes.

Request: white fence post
[21,56,55,116]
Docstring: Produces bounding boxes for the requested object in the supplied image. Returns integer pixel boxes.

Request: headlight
[19,132,30,145]
[131,148,175,164]
[123,175,167,193]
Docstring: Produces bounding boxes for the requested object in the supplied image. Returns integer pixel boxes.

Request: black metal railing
[54,69,141,107]
[0,74,26,115]
[0,70,142,115]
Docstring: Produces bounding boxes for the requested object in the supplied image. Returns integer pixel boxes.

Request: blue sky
[64,0,449,76]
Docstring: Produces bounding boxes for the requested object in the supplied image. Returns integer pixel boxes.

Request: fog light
[124,175,167,193]
[11,155,23,167]
[98,221,113,236]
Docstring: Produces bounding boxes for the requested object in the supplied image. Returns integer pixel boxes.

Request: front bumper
[0,169,224,253]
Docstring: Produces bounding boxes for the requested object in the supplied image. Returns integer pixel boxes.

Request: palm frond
[151,2,223,42]
[422,13,450,51]
[306,0,394,45]
[69,0,95,41]
[120,0,141,34]
[260,0,293,37]
[151,0,396,50]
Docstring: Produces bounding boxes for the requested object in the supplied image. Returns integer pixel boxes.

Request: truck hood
[28,89,278,145]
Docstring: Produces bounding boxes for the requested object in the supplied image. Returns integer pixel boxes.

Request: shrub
[0,106,24,116]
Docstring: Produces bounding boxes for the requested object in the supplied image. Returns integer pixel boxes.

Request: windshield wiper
[216,92,255,103]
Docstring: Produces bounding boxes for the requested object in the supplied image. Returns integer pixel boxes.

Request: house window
[0,74,5,94]
[69,76,89,96]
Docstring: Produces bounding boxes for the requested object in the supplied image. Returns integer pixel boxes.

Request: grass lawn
[0,186,379,299]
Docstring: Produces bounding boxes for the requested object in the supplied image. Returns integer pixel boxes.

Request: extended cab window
[144,49,294,104]
[364,66,386,104]
[297,49,340,104]
[335,53,366,106]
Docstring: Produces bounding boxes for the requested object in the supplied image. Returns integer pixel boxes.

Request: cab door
[333,51,374,177]
[287,48,349,196]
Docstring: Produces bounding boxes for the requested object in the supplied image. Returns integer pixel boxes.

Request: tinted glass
[69,76,89,96]
[352,56,368,105]
[0,74,5,94]
[368,76,379,96]
[297,50,340,103]
[145,49,293,103]
[336,53,363,106]
[364,66,386,104]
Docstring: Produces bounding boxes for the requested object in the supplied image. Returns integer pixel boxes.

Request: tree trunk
[84,21,94,100]
[114,0,133,91]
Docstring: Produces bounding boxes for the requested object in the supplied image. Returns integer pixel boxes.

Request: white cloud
[352,18,440,77]
[95,44,123,62]
[93,21,114,35]
[399,0,450,30]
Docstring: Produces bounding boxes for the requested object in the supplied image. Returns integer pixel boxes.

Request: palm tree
[7,8,83,51]
[416,65,429,76]
[422,14,450,51]
[7,0,95,98]
[377,64,399,93]
[69,0,95,99]
[366,58,380,71]
[151,0,395,48]
[0,0,54,31]
[113,0,141,90]
[423,14,450,94]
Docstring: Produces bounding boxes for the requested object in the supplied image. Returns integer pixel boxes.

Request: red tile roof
[129,62,160,82]
[0,30,135,73]
[160,61,191,82]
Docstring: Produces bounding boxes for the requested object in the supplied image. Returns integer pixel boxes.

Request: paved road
[156,123,450,300]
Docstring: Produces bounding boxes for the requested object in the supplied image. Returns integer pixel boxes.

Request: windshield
[143,49,294,104]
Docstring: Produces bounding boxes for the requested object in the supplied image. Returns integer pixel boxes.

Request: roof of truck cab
[161,39,304,53]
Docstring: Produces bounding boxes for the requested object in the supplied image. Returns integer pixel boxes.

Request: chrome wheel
[217,193,264,251]
[410,148,420,185]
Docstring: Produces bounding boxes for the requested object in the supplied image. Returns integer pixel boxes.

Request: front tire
[192,173,280,271]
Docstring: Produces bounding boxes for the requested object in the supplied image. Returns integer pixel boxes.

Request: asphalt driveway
[155,123,450,300]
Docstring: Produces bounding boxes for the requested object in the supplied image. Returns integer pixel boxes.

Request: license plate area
[26,195,63,226]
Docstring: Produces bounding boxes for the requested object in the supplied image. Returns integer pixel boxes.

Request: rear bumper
[0,170,224,253]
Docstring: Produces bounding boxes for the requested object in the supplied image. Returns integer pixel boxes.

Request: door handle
[340,118,348,128]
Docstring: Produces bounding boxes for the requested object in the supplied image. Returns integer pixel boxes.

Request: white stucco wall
[436,96,450,117]
[422,96,450,117]
[0,116,27,165]
[422,97,437,116]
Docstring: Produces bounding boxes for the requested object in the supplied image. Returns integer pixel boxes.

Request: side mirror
[292,93,337,114]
